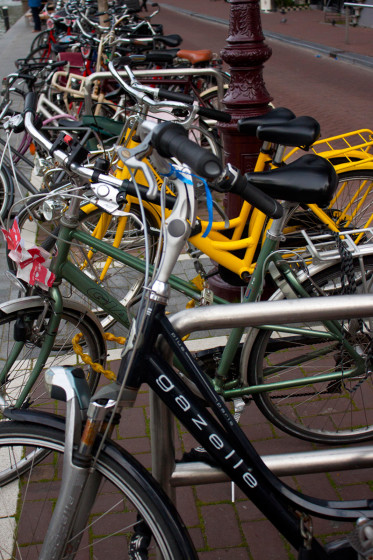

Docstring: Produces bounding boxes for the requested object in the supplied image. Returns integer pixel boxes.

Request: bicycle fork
[39,366,116,560]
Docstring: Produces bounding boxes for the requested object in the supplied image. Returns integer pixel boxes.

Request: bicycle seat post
[272,144,286,167]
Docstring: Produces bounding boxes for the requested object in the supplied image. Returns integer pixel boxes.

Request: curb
[160,2,373,70]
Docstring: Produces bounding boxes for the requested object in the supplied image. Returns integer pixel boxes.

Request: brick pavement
[159,0,373,62]
[1,8,373,560]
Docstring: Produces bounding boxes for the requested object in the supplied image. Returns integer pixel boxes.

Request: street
[155,3,373,136]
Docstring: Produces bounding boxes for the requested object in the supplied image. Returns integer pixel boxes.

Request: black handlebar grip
[50,60,68,69]
[113,54,146,67]
[232,172,283,219]
[24,92,38,114]
[197,106,231,123]
[151,122,223,179]
[158,88,194,105]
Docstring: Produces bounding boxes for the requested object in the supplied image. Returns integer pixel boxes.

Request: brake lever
[3,112,24,132]
[116,131,158,200]
[89,182,144,227]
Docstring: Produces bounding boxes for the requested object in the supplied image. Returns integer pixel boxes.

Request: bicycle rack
[150,294,373,500]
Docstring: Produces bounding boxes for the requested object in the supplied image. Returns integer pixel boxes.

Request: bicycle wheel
[199,84,229,111]
[0,163,14,221]
[0,297,105,420]
[283,170,373,244]
[247,255,373,444]
[0,421,196,559]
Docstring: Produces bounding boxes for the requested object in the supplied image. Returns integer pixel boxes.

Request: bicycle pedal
[233,397,245,423]
[177,447,218,467]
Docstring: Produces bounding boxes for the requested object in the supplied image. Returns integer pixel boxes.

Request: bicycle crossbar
[171,445,373,485]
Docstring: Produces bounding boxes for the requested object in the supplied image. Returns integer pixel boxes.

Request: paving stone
[176,486,200,527]
[201,503,244,548]
[242,520,292,559]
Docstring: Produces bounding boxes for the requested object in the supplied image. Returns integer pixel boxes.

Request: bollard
[2,7,10,32]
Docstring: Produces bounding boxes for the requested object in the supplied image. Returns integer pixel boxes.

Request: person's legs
[30,6,41,31]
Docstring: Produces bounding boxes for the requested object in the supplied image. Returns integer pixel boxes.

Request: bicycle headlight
[41,197,66,221]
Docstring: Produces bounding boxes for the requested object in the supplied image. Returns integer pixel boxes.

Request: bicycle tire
[30,29,50,52]
[199,84,229,110]
[247,255,373,444]
[0,163,14,221]
[25,44,54,63]
[0,297,105,422]
[0,420,196,559]
[283,170,373,246]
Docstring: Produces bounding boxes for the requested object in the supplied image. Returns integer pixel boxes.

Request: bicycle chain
[72,331,126,381]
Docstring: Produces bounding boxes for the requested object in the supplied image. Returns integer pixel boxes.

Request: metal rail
[344,2,373,43]
[172,445,373,485]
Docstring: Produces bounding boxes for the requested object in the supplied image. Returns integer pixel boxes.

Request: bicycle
[31,72,373,331]
[2,101,373,558]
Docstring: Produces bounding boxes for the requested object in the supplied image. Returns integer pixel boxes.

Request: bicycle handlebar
[24,91,38,114]
[109,58,231,123]
[108,59,192,112]
[214,164,283,219]
[151,122,222,179]
[157,88,194,105]
[157,88,231,123]
[232,174,283,219]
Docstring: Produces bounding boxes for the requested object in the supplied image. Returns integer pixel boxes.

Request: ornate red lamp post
[210,0,273,297]
[221,0,273,215]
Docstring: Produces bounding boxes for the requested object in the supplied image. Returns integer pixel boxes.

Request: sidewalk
[160,0,373,69]
[0,15,35,80]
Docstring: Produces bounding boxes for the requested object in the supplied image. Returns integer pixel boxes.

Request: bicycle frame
[118,304,373,553]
